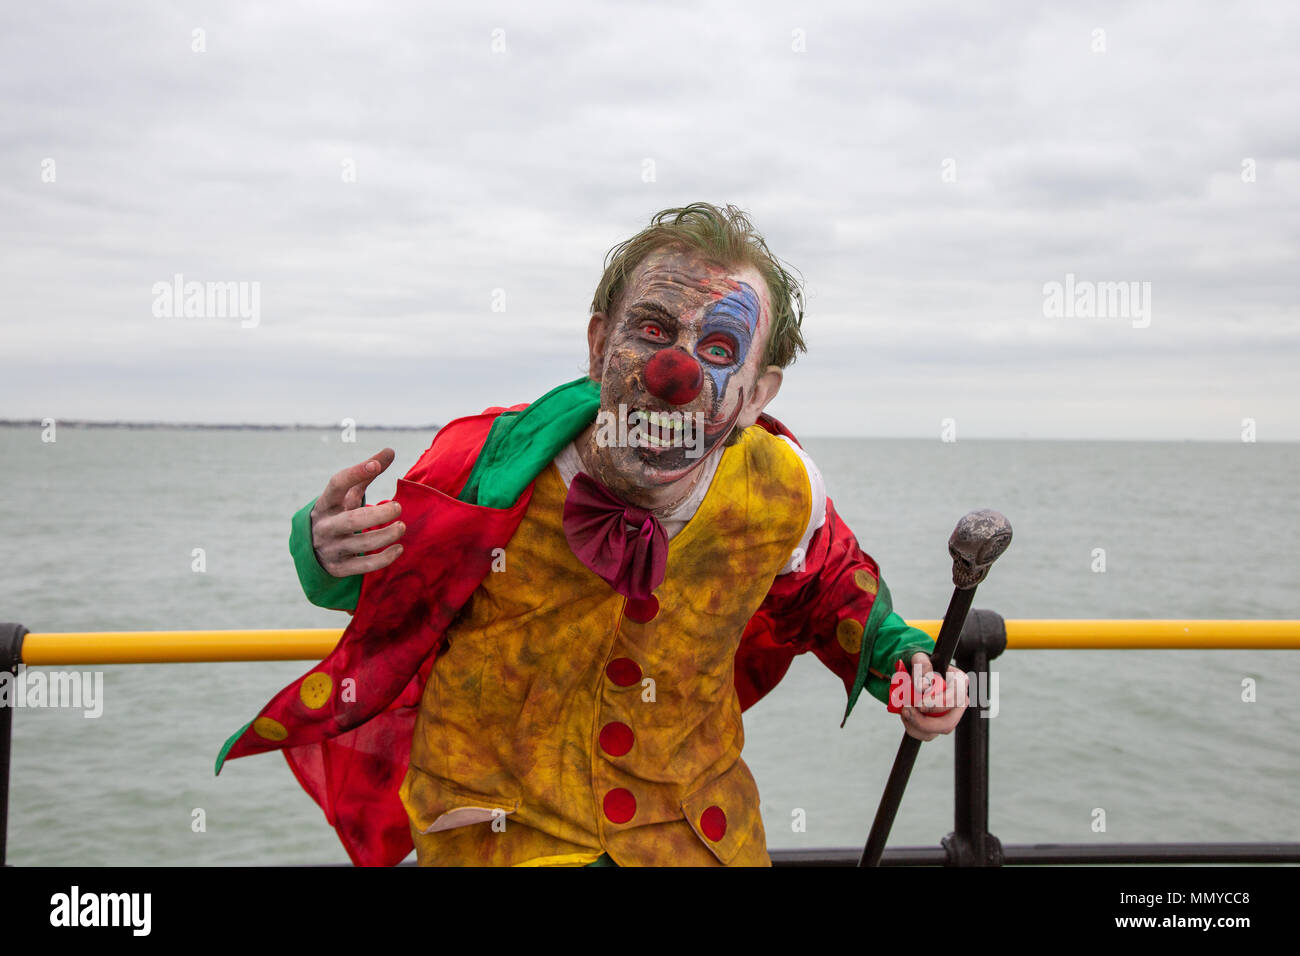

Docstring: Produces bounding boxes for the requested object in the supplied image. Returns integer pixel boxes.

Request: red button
[624,595,659,622]
[605,658,642,686]
[603,788,636,824]
[599,721,634,756]
[700,805,727,841]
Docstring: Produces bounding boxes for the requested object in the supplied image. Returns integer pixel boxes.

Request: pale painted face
[583,245,784,500]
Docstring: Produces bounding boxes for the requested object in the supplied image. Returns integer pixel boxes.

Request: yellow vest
[399,425,811,866]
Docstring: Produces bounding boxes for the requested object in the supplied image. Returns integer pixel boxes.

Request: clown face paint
[698,281,761,400]
[581,247,772,504]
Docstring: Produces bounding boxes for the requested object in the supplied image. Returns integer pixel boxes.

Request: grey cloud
[1,0,1297,438]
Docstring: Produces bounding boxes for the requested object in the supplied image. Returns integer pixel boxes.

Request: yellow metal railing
[16,620,1300,665]
[1001,619,1300,650]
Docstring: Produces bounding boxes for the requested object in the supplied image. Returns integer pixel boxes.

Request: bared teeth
[639,409,683,432]
[648,411,683,431]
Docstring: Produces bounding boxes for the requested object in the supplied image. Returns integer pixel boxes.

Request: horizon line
[1,419,1294,443]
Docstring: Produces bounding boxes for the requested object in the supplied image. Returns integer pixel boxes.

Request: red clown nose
[644,348,703,406]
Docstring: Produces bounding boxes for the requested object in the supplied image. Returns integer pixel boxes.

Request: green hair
[589,202,807,369]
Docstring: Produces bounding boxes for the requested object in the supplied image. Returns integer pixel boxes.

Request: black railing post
[942,609,1006,866]
[0,622,27,866]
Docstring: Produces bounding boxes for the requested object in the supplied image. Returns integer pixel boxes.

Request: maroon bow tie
[562,471,668,601]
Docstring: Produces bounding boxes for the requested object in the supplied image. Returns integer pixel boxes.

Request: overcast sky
[2,1,1297,439]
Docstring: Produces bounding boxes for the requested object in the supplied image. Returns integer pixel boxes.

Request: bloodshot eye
[642,323,667,341]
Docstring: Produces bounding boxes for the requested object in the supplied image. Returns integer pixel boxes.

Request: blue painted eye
[698,334,735,364]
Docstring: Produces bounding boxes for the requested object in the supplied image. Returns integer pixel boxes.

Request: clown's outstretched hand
[308,448,407,577]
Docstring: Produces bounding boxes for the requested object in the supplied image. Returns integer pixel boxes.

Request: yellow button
[836,618,864,655]
[853,570,878,595]
[300,672,333,710]
[253,717,288,741]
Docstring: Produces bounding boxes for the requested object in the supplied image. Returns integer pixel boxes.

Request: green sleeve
[842,577,938,725]
[290,497,363,611]
[863,611,936,706]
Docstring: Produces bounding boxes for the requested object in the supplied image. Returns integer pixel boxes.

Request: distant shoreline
[0,419,441,432]
[0,421,1293,442]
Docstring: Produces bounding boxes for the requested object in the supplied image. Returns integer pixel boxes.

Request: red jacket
[216,402,923,865]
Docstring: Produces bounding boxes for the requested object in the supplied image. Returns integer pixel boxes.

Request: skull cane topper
[948,509,1014,589]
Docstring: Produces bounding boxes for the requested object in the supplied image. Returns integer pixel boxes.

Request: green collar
[458,377,602,508]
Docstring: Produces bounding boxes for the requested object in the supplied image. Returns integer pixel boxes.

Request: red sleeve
[733,416,891,713]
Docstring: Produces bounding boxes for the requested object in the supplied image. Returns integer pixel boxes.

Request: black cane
[858,509,1012,867]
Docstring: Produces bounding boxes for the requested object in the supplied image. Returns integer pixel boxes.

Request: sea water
[2,426,1297,864]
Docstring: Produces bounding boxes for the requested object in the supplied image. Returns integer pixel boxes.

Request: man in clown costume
[217,202,967,866]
